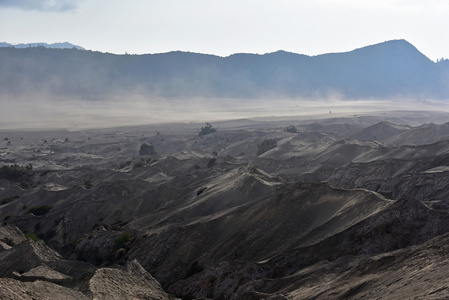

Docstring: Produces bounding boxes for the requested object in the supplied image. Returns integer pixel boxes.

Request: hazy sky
[1,0,448,61]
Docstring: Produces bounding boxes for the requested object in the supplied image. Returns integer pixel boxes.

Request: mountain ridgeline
[1,39,449,100]
[0,42,85,50]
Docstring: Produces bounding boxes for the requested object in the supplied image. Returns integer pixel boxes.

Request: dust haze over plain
[1,95,447,130]
[1,39,449,130]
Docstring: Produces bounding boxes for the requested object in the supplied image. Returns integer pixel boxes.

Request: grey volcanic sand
[2,110,449,299]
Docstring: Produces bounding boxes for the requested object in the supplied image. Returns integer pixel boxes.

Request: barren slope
[2,111,449,299]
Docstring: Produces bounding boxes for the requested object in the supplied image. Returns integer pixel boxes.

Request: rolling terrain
[2,110,449,299]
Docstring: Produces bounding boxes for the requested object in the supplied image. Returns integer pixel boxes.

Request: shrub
[1,195,20,205]
[84,179,93,189]
[114,248,127,261]
[114,233,134,251]
[0,164,32,180]
[285,125,298,133]
[132,161,145,169]
[257,139,277,156]
[24,233,40,241]
[139,143,156,156]
[19,180,31,189]
[199,123,216,136]
[118,160,132,169]
[111,220,129,231]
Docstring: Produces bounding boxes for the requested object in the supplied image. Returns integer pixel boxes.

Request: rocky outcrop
[89,260,177,300]
[0,238,63,277]
[0,225,176,299]
[0,278,89,300]
[0,224,26,250]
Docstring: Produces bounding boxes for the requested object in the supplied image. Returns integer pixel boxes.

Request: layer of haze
[1,96,448,130]
[0,0,449,61]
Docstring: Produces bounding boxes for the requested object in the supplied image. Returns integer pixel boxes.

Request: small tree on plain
[139,143,156,156]
[285,125,298,133]
[199,123,217,136]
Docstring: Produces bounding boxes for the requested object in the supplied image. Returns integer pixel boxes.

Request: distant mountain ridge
[0,42,85,50]
[0,39,448,100]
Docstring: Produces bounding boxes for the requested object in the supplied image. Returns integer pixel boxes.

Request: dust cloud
[1,93,447,130]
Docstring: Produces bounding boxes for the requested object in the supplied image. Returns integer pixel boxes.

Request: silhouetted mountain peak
[351,39,430,61]
[0,41,85,50]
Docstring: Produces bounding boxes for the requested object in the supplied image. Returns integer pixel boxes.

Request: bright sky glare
[0,0,448,61]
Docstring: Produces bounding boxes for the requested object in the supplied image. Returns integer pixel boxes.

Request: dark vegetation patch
[110,220,129,231]
[133,158,157,169]
[93,220,130,232]
[285,125,298,133]
[114,248,127,261]
[118,160,132,169]
[0,164,32,180]
[199,123,217,136]
[23,232,40,241]
[139,143,156,156]
[113,232,135,251]
[112,232,136,265]
[84,179,93,189]
[257,139,277,156]
[19,180,31,189]
[1,195,20,205]
[132,161,146,169]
